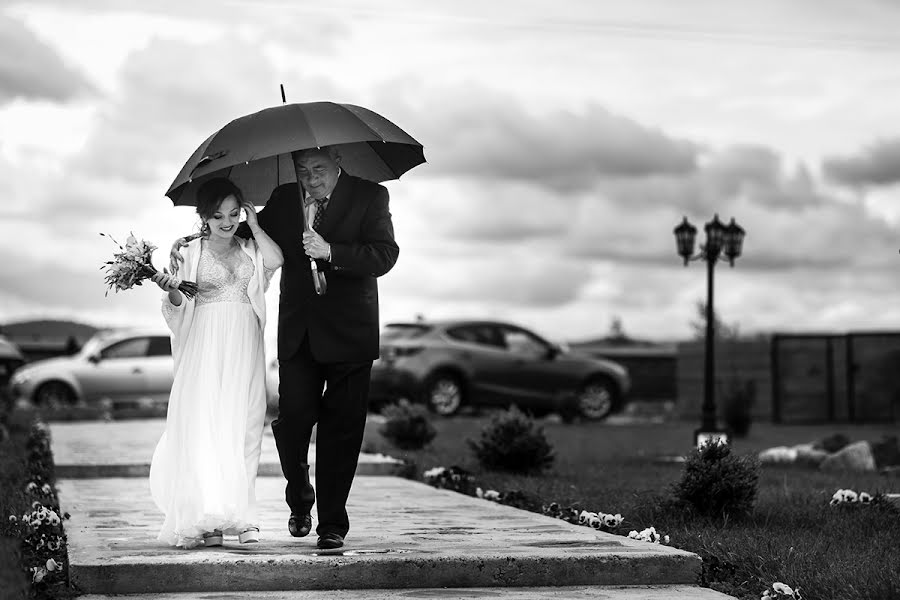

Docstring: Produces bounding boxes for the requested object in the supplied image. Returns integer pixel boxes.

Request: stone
[792,443,830,467]
[819,441,876,473]
[758,446,797,464]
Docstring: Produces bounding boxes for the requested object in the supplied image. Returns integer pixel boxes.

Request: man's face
[294,151,340,199]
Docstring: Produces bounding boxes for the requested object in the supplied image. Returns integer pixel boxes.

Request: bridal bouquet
[100,232,199,299]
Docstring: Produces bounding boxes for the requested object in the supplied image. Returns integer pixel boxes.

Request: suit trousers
[271,334,372,538]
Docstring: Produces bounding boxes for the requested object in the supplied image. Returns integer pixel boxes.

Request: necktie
[312,198,328,231]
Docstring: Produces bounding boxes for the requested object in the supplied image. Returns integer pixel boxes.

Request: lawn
[362,412,900,600]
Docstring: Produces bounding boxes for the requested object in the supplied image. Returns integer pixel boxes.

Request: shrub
[467,406,555,475]
[378,399,436,451]
[720,377,756,438]
[813,432,850,453]
[671,440,759,520]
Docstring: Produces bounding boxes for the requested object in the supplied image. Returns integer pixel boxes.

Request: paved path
[78,587,733,599]
[51,420,736,599]
[50,418,403,477]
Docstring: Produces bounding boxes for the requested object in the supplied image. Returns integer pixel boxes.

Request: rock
[759,446,798,464]
[792,443,830,467]
[820,441,876,473]
[813,432,851,453]
[870,435,900,469]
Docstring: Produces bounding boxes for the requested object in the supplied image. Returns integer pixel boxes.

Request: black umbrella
[166,100,426,207]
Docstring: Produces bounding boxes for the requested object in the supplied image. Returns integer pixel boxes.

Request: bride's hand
[242,200,259,228]
[151,269,181,292]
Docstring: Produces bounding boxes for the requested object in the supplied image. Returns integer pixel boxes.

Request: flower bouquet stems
[100,232,199,299]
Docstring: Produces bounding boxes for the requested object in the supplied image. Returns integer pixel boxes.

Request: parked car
[8,328,174,406]
[370,319,631,420]
[0,335,25,388]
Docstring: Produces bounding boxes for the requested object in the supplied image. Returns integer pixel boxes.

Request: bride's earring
[201,221,211,237]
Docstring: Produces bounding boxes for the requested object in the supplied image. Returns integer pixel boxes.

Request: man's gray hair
[292,146,342,163]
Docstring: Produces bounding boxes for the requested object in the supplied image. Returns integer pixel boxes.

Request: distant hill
[0,319,101,344]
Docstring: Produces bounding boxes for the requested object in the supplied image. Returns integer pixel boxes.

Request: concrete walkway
[52,420,736,599]
[50,418,404,477]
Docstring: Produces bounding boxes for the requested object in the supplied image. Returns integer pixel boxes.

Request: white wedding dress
[149,241,270,548]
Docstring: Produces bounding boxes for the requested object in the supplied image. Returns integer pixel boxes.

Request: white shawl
[161,236,271,368]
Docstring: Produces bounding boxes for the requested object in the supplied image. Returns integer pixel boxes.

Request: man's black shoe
[316,532,344,549]
[288,513,312,537]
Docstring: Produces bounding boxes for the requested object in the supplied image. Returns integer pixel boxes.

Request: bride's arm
[242,199,283,270]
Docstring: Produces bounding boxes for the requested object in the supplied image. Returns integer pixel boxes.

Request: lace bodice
[195,244,254,306]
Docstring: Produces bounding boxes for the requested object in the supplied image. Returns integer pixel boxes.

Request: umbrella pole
[282,82,326,295]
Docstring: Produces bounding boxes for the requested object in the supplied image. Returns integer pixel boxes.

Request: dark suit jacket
[243,171,399,363]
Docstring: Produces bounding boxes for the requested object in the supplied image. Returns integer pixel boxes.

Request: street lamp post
[674,214,746,449]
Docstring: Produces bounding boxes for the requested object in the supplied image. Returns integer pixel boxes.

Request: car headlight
[10,370,31,385]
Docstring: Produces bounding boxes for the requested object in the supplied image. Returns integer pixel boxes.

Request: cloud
[377,84,700,192]
[822,138,900,187]
[0,13,95,104]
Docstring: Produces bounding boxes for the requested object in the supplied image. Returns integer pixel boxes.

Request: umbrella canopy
[166,101,426,206]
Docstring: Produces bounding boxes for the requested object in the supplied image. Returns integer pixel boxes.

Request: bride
[148,177,283,548]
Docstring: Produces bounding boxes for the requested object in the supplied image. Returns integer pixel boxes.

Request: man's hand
[302,228,331,261]
[169,237,189,275]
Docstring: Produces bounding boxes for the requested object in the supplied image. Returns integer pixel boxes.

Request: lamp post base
[694,428,730,450]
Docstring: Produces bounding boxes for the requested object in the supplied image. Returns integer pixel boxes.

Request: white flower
[578,510,593,524]
[46,558,60,572]
[859,492,873,503]
[588,515,602,529]
[602,513,623,529]
[32,566,47,583]
[772,582,794,596]
[41,483,51,494]
[475,487,484,498]
[483,490,500,502]
[48,511,60,526]
[663,535,670,544]
[26,482,37,493]
[48,540,60,551]
[8,515,16,523]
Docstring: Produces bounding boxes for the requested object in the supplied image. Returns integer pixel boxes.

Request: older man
[239,146,399,549]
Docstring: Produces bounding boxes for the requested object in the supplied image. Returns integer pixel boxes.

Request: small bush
[671,440,759,520]
[378,400,436,451]
[720,378,756,438]
[813,432,850,453]
[467,406,555,475]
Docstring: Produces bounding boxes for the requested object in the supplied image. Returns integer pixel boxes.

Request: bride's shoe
[239,527,260,544]
[202,530,223,547]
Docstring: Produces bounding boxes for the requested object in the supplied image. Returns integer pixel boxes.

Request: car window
[147,336,172,357]
[446,325,504,348]
[382,324,431,341]
[100,337,150,360]
[500,328,548,358]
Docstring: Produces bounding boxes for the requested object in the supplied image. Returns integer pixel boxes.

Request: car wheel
[424,373,464,417]
[576,378,617,421]
[34,381,77,406]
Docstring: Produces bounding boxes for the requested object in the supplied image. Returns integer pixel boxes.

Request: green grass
[363,413,900,600]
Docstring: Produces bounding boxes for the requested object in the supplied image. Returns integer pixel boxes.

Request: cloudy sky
[3,0,900,351]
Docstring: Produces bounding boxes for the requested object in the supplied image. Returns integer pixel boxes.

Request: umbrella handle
[310,258,327,295]
[300,189,327,295]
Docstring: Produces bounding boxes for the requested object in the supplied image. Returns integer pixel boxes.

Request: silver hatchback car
[9,328,174,406]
